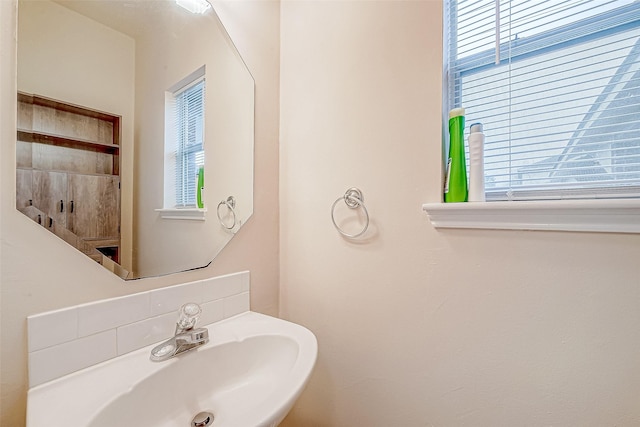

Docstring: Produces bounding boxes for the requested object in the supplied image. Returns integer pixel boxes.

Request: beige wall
[0,1,280,425]
[0,1,8,424]
[280,1,640,426]
[4,0,639,425]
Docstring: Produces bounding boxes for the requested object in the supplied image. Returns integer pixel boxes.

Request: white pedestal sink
[27,312,317,427]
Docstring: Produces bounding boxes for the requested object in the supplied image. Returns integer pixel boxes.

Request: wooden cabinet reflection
[16,92,128,278]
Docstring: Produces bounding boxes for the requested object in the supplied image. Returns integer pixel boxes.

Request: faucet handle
[177,302,202,330]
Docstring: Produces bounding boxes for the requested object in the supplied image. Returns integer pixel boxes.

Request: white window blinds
[445,0,640,201]
[173,79,205,208]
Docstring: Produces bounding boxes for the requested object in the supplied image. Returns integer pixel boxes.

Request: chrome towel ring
[331,188,369,238]
[217,196,237,230]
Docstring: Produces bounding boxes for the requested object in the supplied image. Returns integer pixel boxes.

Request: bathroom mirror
[16,0,255,279]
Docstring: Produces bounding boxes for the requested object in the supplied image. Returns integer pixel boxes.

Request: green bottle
[444,108,468,202]
[197,166,205,209]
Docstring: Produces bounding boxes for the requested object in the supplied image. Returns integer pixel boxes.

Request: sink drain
[192,411,215,427]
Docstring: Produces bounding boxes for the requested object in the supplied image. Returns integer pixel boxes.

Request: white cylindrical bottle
[468,122,486,202]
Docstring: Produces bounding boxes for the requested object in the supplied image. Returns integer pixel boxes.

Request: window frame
[422,198,640,233]
[425,1,640,233]
[447,1,640,201]
[157,66,207,221]
[173,77,205,208]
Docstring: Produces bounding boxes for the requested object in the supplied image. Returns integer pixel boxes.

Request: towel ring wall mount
[331,187,369,239]
[217,196,237,230]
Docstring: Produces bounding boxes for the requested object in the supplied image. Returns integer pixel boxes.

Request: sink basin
[27,312,317,427]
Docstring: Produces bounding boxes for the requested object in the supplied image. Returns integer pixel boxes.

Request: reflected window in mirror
[165,66,206,209]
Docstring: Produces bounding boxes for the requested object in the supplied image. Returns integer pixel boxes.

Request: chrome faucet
[150,302,209,362]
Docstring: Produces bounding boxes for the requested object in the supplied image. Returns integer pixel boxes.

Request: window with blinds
[445,0,640,201]
[168,78,205,208]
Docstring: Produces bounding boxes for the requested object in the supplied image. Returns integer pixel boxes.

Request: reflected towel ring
[331,187,369,238]
[217,196,237,230]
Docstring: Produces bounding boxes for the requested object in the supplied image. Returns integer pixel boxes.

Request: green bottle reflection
[197,166,205,209]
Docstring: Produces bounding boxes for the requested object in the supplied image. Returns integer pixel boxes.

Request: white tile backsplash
[240,272,250,292]
[116,311,176,356]
[29,330,116,387]
[149,280,204,316]
[199,298,226,327]
[27,271,250,387]
[27,307,78,352]
[224,291,251,318]
[202,272,246,301]
[78,292,151,337]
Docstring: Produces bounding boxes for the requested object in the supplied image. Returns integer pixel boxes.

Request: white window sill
[155,208,207,221]
[422,199,640,234]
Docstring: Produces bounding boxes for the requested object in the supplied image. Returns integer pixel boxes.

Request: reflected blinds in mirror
[173,78,205,208]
